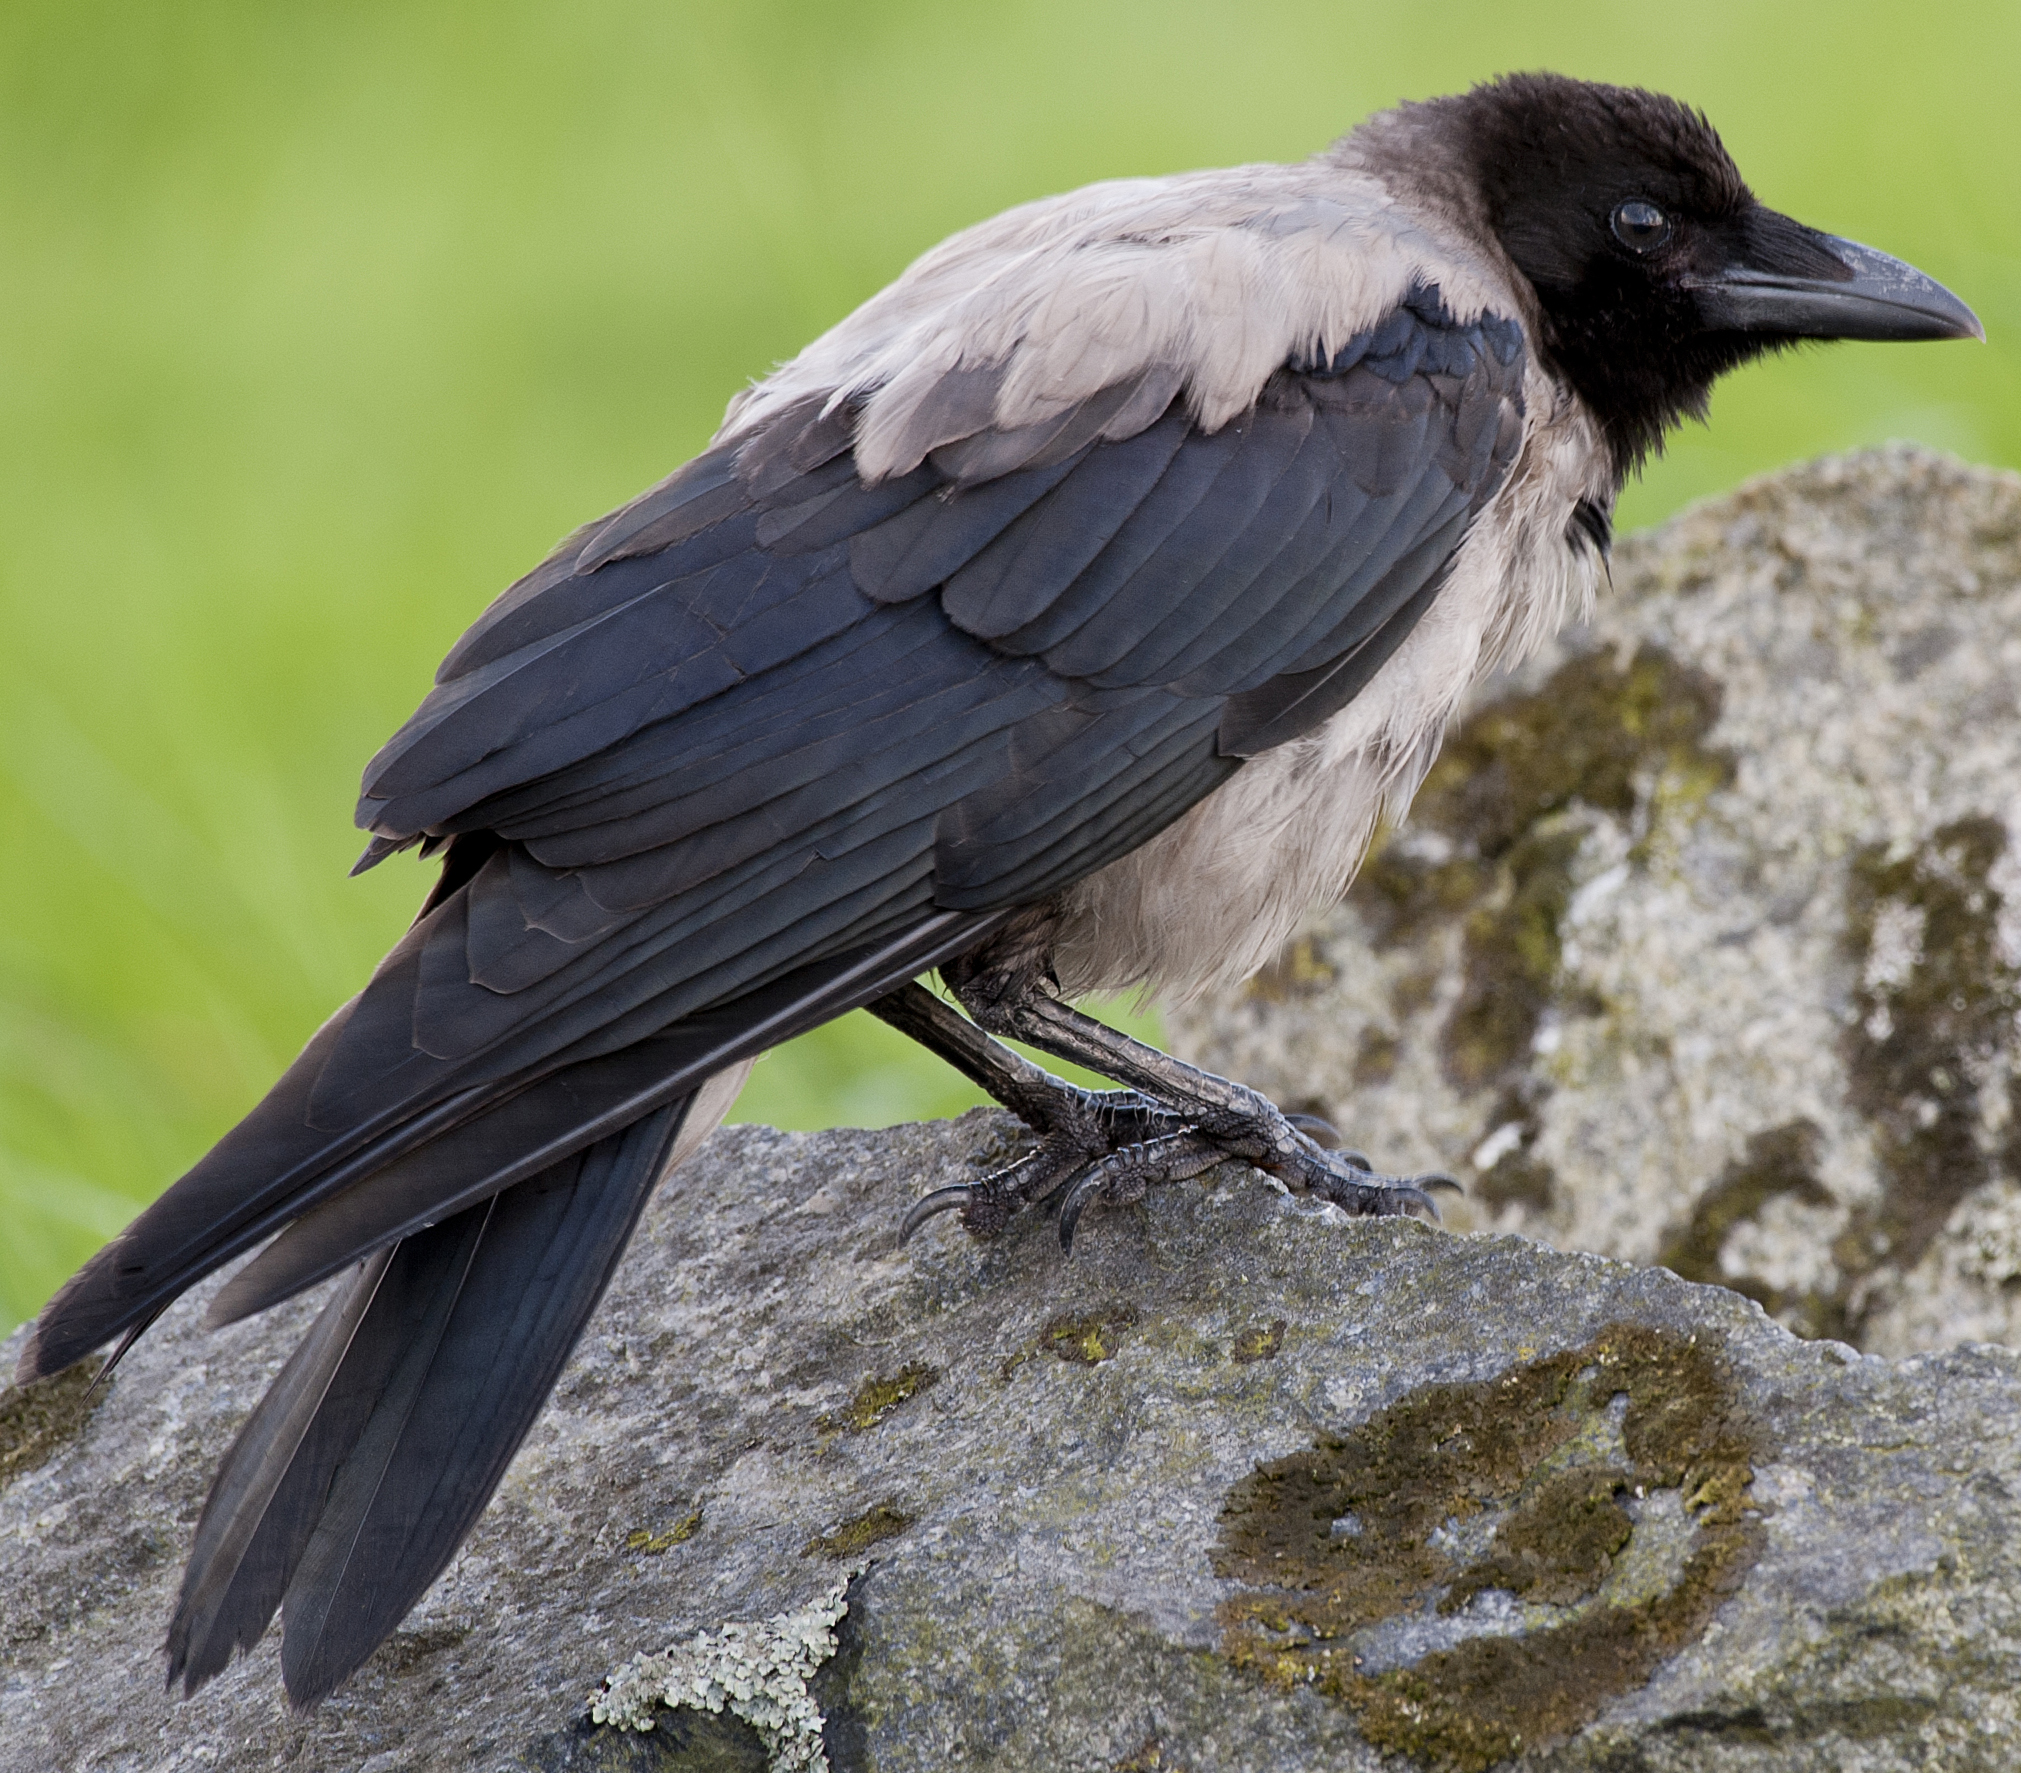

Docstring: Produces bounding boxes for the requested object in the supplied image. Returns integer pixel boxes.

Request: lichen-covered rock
[4,1112,2019,1772]
[1172,446,2021,1358]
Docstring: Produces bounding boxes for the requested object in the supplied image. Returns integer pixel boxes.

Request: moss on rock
[1212,1323,1766,1771]
[0,1362,107,1497]
[1657,1120,1834,1313]
[1000,1304,1140,1379]
[628,1509,705,1555]
[818,1364,939,1439]
[802,1503,912,1563]
[1361,641,1732,1103]
[1838,818,2020,1321]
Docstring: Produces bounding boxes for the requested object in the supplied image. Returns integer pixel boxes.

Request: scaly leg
[932,940,1456,1245]
[867,983,1193,1239]
[870,978,1447,1251]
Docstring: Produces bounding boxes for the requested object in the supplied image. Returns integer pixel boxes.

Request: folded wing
[24,282,1524,1385]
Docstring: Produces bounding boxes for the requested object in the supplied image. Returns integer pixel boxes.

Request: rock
[5,1111,2020,1772]
[1172,445,2021,1358]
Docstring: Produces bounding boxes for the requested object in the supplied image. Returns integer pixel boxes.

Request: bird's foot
[870,979,1455,1253]
[1053,1120,1460,1251]
[936,979,1460,1249]
[905,1082,1453,1252]
[898,1083,1193,1244]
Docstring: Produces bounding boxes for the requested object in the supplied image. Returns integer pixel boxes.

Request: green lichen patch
[627,1508,704,1555]
[1410,645,1733,866]
[1231,1320,1287,1365]
[1440,828,1587,1093]
[1834,816,2021,1337]
[1361,644,1731,1096]
[817,1362,938,1439]
[0,1361,108,1496]
[1212,1323,1765,1772]
[1043,1308,1136,1366]
[801,1502,912,1562]
[1001,1304,1140,1379]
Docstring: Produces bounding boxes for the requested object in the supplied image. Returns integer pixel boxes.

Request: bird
[17,72,1979,1708]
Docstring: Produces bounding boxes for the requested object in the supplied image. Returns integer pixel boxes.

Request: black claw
[1414,1171,1464,1196]
[1058,1176,1096,1255]
[1301,1163,1447,1223]
[898,1185,973,1245]
[1283,1111,1342,1149]
[1337,1149,1373,1173]
[1392,1186,1442,1222]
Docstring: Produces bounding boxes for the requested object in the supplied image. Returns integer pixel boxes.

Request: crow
[17,72,1978,1706]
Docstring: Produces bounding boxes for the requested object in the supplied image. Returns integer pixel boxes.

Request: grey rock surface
[5,1111,2020,1772]
[1174,446,2021,1358]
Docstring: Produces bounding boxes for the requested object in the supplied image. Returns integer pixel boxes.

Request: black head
[1349,74,1981,478]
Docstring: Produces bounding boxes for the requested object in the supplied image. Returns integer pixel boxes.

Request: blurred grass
[3,0,2017,1332]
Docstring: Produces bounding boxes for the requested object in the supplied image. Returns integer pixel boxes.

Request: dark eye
[1611,198,1671,252]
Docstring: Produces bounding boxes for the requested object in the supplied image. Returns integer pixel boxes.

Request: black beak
[1688,231,1983,344]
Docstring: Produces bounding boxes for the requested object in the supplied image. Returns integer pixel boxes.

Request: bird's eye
[1611,199,1671,252]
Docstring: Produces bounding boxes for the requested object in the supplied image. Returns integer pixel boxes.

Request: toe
[1283,1111,1342,1149]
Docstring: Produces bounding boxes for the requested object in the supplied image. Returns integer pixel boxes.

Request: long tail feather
[166,1098,692,1706]
[167,1246,397,1691]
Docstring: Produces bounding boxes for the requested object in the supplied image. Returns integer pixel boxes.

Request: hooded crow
[17,72,1979,1706]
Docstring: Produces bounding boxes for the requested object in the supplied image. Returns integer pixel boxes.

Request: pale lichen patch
[591,1572,856,1773]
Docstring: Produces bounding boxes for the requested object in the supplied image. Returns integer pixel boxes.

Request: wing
[22,280,1524,1378]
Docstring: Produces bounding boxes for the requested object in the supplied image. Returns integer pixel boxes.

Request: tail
[164,1064,743,1707]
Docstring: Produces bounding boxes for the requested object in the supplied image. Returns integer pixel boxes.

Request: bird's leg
[936,945,1456,1248]
[866,982,1193,1239]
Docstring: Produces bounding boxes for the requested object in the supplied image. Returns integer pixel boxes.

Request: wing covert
[44,280,1527,1363]
[345,279,1526,1085]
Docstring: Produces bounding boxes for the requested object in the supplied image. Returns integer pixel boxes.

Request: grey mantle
[5,451,2021,1773]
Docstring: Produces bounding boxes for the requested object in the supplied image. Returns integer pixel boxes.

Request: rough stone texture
[1173,446,2021,1358]
[5,1112,2020,1772]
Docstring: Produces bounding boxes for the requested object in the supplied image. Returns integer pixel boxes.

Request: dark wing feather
[166,1241,395,1694]
[26,277,1527,1707]
[24,282,1524,1388]
[23,908,992,1377]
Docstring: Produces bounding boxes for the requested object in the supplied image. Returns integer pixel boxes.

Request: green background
[3,0,2015,1334]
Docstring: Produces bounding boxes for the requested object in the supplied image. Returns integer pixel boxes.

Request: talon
[1341,1180,1438,1221]
[1284,1111,1342,1148]
[1058,1171,1101,1255]
[1337,1149,1373,1172]
[1299,1157,1449,1223]
[1414,1171,1464,1195]
[899,1185,973,1245]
